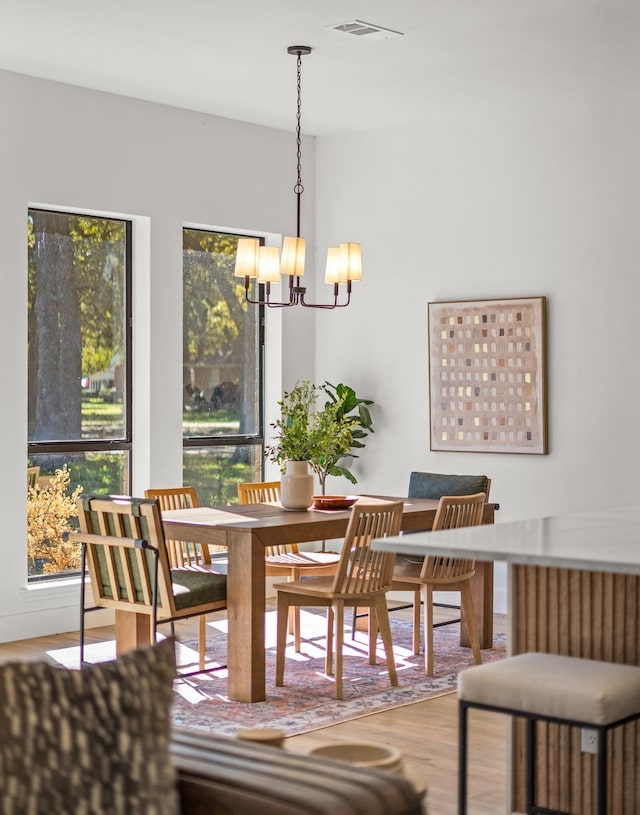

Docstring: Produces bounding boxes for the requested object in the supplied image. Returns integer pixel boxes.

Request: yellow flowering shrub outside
[27,466,83,575]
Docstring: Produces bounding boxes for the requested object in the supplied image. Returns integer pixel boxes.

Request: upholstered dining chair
[238,480,341,651]
[407,471,491,502]
[71,494,227,674]
[275,500,404,700]
[391,492,486,675]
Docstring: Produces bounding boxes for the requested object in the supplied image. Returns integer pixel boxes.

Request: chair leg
[368,604,378,665]
[412,588,421,655]
[293,606,301,652]
[423,584,435,675]
[458,701,469,815]
[275,593,290,686]
[596,727,607,815]
[79,543,87,668]
[326,607,334,676]
[198,614,207,671]
[334,601,345,700]
[350,606,357,639]
[288,570,301,651]
[374,596,397,687]
[460,582,482,665]
[525,717,536,812]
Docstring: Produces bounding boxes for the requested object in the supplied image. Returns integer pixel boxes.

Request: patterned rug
[169,611,506,738]
[47,611,506,738]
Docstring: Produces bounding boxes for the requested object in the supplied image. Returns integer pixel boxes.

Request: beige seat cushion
[458,652,640,726]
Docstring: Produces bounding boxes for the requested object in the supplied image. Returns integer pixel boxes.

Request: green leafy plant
[265,381,321,468]
[315,382,375,490]
[265,380,375,493]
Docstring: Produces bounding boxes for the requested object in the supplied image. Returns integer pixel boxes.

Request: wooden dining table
[117,494,498,702]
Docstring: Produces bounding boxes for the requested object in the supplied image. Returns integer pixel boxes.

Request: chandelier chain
[294,51,303,197]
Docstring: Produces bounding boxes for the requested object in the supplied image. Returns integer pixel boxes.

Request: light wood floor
[0,610,509,815]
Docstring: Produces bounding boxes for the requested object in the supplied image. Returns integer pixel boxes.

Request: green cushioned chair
[70,494,227,676]
[408,471,491,501]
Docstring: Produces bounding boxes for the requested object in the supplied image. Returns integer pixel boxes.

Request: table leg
[115,610,151,656]
[460,561,494,649]
[459,506,497,650]
[227,529,267,702]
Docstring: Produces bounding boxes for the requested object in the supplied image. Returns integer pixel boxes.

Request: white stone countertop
[372,505,640,575]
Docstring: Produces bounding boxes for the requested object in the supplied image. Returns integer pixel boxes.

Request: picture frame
[428,296,548,454]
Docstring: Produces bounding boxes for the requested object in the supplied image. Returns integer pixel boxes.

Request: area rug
[169,611,506,738]
[47,611,506,738]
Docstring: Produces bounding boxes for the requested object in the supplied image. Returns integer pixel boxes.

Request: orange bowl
[312,495,358,510]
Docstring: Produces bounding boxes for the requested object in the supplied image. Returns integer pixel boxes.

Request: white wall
[3,54,639,636]
[0,70,314,641]
[313,87,640,613]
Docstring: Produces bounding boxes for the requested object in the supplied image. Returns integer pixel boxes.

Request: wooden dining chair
[275,500,404,699]
[391,492,486,675]
[27,466,40,490]
[144,486,212,568]
[71,494,227,674]
[237,480,341,651]
[379,472,491,633]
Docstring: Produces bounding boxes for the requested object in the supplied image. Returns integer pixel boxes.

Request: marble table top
[372,505,640,575]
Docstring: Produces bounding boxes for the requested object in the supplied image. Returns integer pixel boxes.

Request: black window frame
[181,229,265,465]
[27,209,133,583]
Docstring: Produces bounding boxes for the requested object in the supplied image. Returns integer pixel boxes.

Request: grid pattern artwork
[428,297,547,454]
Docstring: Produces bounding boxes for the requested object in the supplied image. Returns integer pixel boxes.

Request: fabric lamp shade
[257,246,282,283]
[234,237,260,279]
[281,236,306,277]
[340,242,362,282]
[324,246,343,284]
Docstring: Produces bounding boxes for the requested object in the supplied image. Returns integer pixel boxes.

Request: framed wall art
[428,296,548,454]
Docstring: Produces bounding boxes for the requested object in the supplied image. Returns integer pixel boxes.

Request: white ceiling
[1,0,638,135]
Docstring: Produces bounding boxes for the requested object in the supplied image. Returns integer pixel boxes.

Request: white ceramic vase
[280,460,314,511]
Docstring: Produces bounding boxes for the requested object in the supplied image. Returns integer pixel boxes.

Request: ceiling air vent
[328,20,404,41]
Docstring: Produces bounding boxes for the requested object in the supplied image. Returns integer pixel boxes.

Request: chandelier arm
[299,282,353,310]
[243,280,295,308]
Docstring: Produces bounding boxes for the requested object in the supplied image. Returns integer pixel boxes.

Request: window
[27,209,132,580]
[183,228,264,504]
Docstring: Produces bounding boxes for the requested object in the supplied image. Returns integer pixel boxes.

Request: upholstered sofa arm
[171,728,426,815]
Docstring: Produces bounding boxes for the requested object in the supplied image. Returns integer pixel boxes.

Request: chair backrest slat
[237,481,300,556]
[145,486,199,511]
[144,487,210,567]
[421,492,486,581]
[333,502,403,595]
[238,481,281,505]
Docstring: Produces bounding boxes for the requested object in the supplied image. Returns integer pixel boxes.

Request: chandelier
[234,46,362,309]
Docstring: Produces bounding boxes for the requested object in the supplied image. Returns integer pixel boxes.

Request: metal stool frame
[459,696,640,815]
